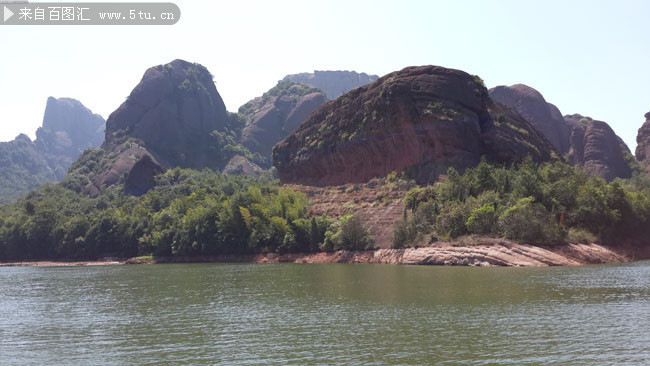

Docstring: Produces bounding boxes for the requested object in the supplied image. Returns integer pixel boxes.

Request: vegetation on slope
[0,169,340,260]
[393,158,650,248]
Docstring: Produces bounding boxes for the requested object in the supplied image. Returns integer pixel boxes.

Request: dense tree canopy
[0,169,333,260]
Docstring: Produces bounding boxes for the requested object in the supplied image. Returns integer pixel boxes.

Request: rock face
[34,97,105,179]
[259,242,628,267]
[282,70,379,99]
[273,66,557,186]
[489,84,571,154]
[490,84,634,181]
[104,59,237,169]
[239,81,326,163]
[636,112,650,175]
[69,59,248,196]
[0,98,105,204]
[124,155,164,196]
[564,114,633,181]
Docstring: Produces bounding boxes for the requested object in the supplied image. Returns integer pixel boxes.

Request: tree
[499,197,564,244]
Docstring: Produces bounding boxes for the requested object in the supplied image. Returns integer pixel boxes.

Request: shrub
[499,197,564,244]
[323,214,373,251]
[435,201,473,239]
[567,228,597,244]
[466,203,497,235]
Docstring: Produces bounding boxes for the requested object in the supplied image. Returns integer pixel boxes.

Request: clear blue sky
[1,0,649,150]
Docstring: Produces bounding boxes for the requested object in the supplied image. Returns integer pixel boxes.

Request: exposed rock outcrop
[636,112,650,175]
[489,84,571,154]
[124,155,164,196]
[222,155,263,177]
[0,98,104,204]
[490,84,634,181]
[282,70,379,99]
[564,114,633,181]
[137,242,632,267]
[273,66,557,186]
[239,81,326,163]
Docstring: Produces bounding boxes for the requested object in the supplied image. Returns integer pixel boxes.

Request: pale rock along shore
[0,242,641,268]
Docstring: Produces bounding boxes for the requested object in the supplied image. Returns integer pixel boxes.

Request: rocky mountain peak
[282,70,379,99]
[103,59,237,169]
[35,97,105,169]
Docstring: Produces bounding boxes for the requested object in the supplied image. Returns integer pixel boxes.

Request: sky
[1,0,649,150]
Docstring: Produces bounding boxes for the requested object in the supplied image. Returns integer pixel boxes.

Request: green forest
[0,158,649,261]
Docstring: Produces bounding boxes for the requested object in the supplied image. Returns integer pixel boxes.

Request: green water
[1,262,649,365]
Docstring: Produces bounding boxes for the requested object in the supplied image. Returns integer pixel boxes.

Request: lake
[1,262,649,365]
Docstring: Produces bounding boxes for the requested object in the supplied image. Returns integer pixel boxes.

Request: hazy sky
[1,0,649,150]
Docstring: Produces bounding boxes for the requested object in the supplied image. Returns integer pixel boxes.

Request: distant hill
[282,70,379,99]
[0,98,105,204]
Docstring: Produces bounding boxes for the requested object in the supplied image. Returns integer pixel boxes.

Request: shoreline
[1,242,646,268]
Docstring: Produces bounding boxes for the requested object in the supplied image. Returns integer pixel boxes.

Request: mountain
[489,84,634,181]
[273,66,558,186]
[65,59,249,196]
[238,81,326,164]
[635,111,650,176]
[489,84,571,154]
[282,70,379,99]
[35,97,105,179]
[563,114,634,181]
[0,98,105,204]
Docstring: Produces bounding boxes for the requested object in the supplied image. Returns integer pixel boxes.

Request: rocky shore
[134,241,636,267]
[1,242,643,268]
